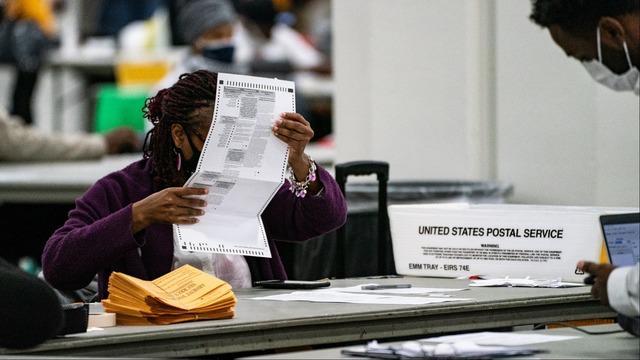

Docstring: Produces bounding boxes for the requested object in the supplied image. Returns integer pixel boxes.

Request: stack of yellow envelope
[102,265,236,325]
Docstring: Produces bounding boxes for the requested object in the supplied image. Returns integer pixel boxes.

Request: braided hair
[143,70,218,188]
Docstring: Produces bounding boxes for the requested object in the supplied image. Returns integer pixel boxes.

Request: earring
[174,147,182,171]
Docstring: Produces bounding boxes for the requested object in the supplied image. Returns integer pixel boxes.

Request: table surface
[244,323,639,359]
[0,277,615,357]
[0,144,335,203]
[0,154,141,203]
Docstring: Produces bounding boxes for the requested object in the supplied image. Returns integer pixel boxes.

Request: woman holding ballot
[42,70,347,300]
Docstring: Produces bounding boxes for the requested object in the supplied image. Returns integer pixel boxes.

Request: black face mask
[202,44,235,64]
[182,131,202,175]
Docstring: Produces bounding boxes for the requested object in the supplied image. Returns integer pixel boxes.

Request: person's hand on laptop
[577,260,615,306]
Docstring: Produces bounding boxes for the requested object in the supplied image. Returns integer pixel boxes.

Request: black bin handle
[335,161,389,195]
[334,161,393,278]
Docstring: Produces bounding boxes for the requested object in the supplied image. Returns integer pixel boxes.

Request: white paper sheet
[174,73,295,258]
[332,284,468,295]
[469,277,584,288]
[251,289,473,305]
[421,331,580,346]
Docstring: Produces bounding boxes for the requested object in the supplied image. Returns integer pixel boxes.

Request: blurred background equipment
[1,0,334,140]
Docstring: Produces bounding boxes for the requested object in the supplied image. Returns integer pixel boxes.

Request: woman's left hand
[273,112,315,180]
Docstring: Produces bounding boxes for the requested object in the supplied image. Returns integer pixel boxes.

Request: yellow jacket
[5,0,56,36]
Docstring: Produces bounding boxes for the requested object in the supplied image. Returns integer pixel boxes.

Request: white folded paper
[251,289,473,305]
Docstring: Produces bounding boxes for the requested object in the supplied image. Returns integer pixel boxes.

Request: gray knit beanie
[177,0,237,44]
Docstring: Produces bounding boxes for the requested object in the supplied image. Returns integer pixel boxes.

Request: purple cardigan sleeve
[262,166,347,242]
[42,178,142,291]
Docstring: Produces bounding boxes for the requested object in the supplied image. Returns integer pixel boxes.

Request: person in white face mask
[531,0,639,96]
[154,0,248,92]
[583,25,639,94]
[530,0,640,337]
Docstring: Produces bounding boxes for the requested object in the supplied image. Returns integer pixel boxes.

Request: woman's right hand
[131,187,208,233]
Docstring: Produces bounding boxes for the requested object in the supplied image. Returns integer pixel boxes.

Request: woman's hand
[272,112,315,180]
[131,187,208,233]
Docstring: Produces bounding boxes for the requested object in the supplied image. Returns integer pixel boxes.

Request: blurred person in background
[233,0,325,74]
[291,0,332,62]
[93,0,161,37]
[274,0,333,140]
[267,0,332,73]
[0,104,139,161]
[156,0,326,141]
[0,0,60,125]
[155,0,247,91]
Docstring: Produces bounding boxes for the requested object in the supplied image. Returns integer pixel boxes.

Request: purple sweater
[42,158,347,299]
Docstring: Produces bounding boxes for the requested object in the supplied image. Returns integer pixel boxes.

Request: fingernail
[273,126,279,131]
[202,201,208,207]
[200,210,205,215]
[280,112,286,116]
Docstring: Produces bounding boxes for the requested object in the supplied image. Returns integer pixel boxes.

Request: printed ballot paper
[342,340,547,359]
[102,265,236,325]
[174,73,295,258]
[389,204,638,282]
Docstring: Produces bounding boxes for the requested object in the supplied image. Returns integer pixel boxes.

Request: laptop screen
[601,214,640,267]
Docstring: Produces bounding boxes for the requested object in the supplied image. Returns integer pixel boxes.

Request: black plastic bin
[278,180,513,280]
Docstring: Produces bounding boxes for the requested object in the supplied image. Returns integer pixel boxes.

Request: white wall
[334,0,494,181]
[495,0,639,206]
[593,88,640,206]
[334,0,639,207]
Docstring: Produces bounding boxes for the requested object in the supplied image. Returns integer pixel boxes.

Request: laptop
[600,213,640,266]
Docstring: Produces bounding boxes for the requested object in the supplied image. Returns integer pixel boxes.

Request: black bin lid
[345,180,513,203]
